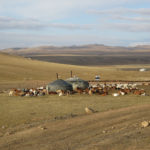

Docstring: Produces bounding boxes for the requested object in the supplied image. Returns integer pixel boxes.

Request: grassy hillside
[2,44,150,55]
[1,52,150,150]
[0,52,150,89]
[0,52,102,82]
[2,44,150,66]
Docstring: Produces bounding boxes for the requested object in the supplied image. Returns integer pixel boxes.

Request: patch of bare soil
[0,104,150,150]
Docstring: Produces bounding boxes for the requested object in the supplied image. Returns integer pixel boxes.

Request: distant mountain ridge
[1,44,150,56]
[1,44,150,66]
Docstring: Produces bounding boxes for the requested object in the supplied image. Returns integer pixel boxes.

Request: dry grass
[1,53,150,132]
[0,93,150,134]
[0,99,150,150]
[1,53,150,90]
[1,53,150,149]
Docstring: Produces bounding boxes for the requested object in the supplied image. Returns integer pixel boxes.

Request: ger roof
[48,79,71,86]
[46,79,73,92]
[66,77,87,82]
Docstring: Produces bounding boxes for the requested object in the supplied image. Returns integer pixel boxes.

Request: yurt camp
[46,79,73,92]
[66,76,89,90]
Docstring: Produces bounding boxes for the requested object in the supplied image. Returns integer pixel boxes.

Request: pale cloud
[89,8,150,16]
[113,16,150,22]
[103,23,150,32]
[0,16,92,30]
[132,8,150,16]
[90,7,150,32]
[129,42,150,47]
[0,0,150,48]
[0,0,105,20]
[0,17,45,30]
[49,23,92,30]
[0,0,149,20]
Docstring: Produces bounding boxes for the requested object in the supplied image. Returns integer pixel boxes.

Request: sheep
[56,90,65,96]
[9,90,14,96]
[112,93,119,97]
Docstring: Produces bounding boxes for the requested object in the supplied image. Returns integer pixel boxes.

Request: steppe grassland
[0,93,150,134]
[0,53,150,134]
[0,53,150,84]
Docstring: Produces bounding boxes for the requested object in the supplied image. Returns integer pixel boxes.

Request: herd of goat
[9,82,148,97]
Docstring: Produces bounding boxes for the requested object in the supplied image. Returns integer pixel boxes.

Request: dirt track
[0,104,150,150]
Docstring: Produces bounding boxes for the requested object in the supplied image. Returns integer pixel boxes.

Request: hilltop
[2,44,150,55]
[1,44,150,66]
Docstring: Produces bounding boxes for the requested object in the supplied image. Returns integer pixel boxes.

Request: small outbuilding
[139,68,146,72]
[65,77,89,90]
[46,79,73,92]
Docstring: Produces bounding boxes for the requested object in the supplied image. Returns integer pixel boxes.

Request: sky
[0,0,150,49]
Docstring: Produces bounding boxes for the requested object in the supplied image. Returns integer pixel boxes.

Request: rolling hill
[1,44,150,66]
[0,52,101,82]
[2,44,150,55]
[0,52,150,90]
[1,46,150,150]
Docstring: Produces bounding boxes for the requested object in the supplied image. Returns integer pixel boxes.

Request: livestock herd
[8,82,148,97]
[88,83,146,96]
[9,87,47,97]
